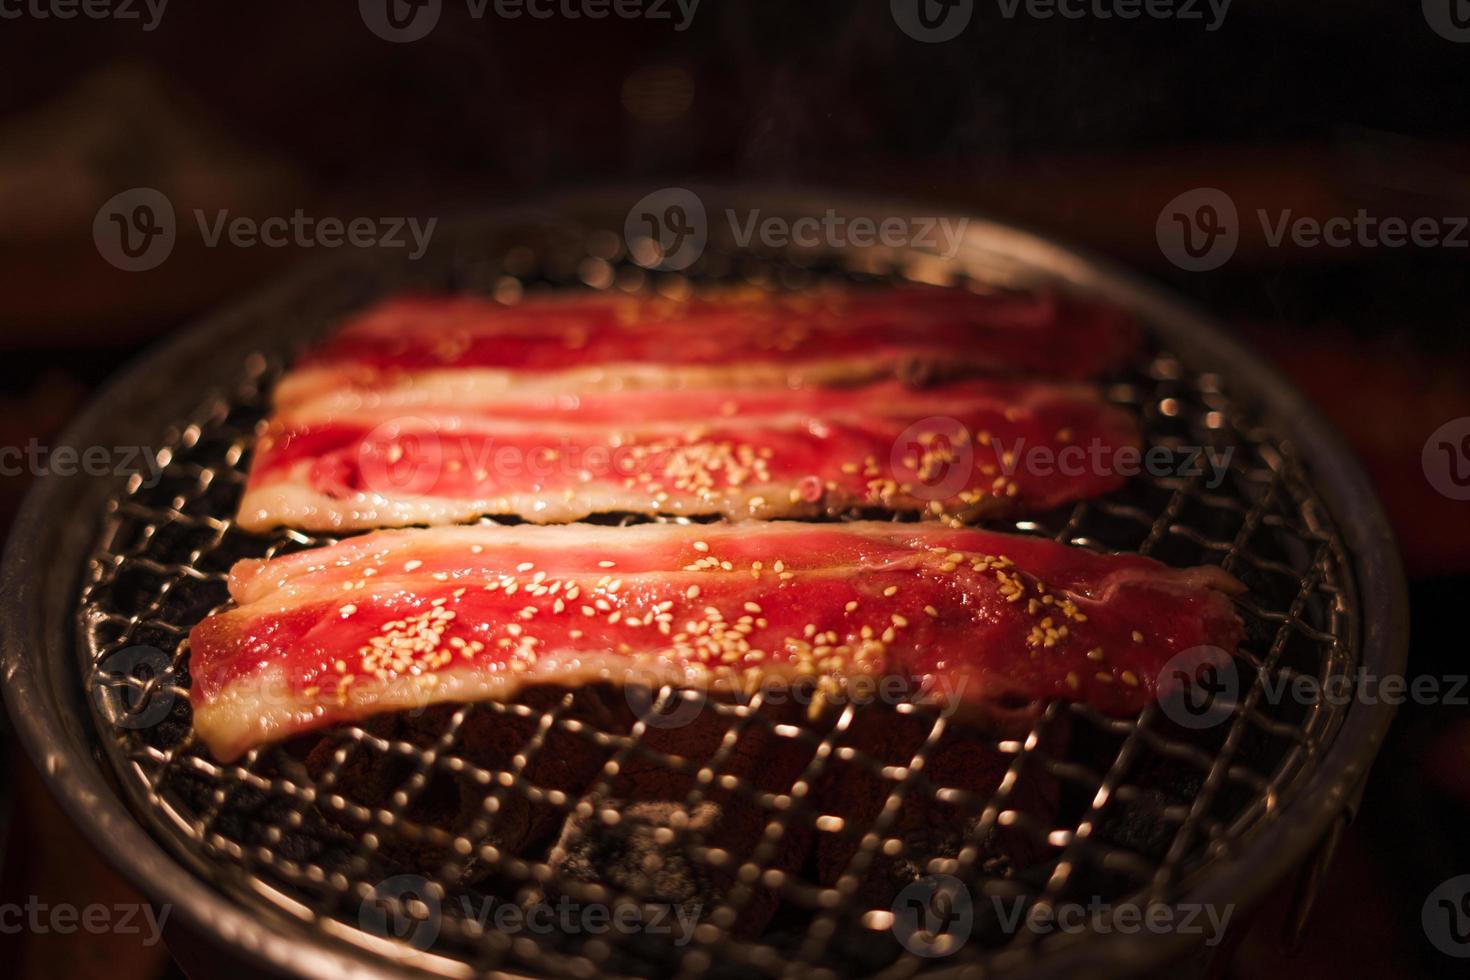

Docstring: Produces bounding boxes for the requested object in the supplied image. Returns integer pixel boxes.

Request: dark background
[0,2,1467,977]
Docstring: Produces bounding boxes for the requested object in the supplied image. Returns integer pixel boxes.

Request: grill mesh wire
[76,232,1356,978]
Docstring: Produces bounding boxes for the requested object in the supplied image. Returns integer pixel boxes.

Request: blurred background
[0,1,1467,976]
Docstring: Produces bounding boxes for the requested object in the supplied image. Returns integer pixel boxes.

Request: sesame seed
[693,541,709,553]
[883,585,898,597]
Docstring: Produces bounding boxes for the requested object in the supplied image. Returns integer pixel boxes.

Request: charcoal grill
[0,190,1407,978]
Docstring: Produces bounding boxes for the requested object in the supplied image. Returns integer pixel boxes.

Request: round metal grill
[72,209,1367,978]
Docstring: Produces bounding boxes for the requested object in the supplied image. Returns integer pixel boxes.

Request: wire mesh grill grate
[76,231,1357,978]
